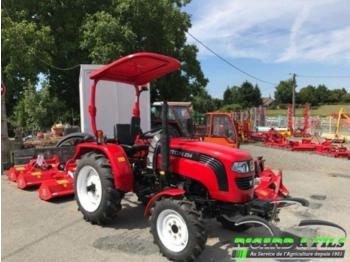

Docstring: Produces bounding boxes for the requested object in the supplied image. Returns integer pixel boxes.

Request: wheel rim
[76,165,102,212]
[156,209,189,252]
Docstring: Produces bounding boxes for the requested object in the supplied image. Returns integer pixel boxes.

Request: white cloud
[188,0,350,63]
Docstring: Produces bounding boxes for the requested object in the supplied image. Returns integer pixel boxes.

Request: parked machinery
[197,112,239,148]
[323,107,350,143]
[151,101,193,137]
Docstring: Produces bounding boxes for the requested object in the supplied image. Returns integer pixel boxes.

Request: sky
[184,0,350,98]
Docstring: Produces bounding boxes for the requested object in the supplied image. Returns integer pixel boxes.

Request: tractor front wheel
[74,152,122,225]
[150,198,207,261]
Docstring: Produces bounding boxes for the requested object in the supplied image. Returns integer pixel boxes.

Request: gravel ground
[2,144,350,262]
[241,143,350,175]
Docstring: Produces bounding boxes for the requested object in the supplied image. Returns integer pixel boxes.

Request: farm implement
[5,53,340,261]
[260,129,350,159]
[6,154,75,200]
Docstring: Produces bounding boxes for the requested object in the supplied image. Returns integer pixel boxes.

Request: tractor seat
[114,117,142,145]
[114,122,148,155]
[114,124,134,145]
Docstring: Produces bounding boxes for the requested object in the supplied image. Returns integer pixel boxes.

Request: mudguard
[144,188,186,217]
[72,142,133,192]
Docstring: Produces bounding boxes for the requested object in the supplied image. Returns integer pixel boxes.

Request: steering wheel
[141,127,162,139]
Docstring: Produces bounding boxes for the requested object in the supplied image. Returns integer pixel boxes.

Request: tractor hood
[170,138,252,163]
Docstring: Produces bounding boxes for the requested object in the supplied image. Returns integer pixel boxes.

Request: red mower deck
[7,154,76,200]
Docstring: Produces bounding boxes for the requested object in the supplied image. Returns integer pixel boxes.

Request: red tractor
[70,53,305,261]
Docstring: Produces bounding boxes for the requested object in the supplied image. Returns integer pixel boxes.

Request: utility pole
[291,73,297,129]
[1,82,11,170]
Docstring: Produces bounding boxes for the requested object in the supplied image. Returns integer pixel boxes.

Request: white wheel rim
[76,165,102,212]
[156,209,189,252]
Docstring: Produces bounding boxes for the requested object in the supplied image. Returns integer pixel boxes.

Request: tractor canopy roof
[89,52,181,86]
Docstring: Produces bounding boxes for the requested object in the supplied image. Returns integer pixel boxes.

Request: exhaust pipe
[160,101,170,186]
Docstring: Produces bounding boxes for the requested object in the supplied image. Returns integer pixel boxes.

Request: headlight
[231,160,255,173]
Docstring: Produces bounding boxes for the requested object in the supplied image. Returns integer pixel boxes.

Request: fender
[72,142,133,192]
[144,188,186,217]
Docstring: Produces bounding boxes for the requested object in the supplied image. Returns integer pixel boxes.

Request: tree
[80,0,207,101]
[80,11,136,63]
[3,0,207,125]
[5,0,116,112]
[315,84,330,104]
[11,81,66,133]
[223,85,240,105]
[299,85,319,106]
[223,87,231,104]
[222,81,262,109]
[192,90,216,113]
[342,93,350,103]
[1,9,54,114]
[328,88,347,103]
[274,79,294,104]
[219,104,242,112]
[212,98,223,110]
[238,82,262,108]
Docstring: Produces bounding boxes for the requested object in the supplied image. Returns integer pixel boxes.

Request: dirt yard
[2,144,350,262]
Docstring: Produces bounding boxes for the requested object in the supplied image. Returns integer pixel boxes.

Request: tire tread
[74,153,122,225]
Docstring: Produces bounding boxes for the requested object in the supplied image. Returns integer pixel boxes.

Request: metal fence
[265,116,350,139]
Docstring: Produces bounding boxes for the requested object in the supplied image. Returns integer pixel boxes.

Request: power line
[186,31,277,86]
[36,57,80,71]
[2,2,80,72]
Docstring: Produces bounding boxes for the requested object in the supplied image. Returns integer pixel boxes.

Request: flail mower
[6,153,76,200]
[7,154,61,183]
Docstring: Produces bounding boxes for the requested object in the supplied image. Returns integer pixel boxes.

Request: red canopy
[89,52,181,85]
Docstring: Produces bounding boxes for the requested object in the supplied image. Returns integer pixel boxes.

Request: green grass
[267,104,350,117]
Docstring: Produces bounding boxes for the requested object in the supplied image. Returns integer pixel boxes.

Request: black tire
[56,132,93,147]
[74,152,122,225]
[150,198,207,261]
[217,215,251,232]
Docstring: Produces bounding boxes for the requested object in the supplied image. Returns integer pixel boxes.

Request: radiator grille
[235,176,254,190]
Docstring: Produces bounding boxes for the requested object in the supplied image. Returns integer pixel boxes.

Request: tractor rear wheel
[217,215,251,232]
[150,198,207,261]
[74,152,122,225]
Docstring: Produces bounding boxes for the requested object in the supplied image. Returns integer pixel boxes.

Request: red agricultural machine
[260,128,350,158]
[7,53,314,261]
